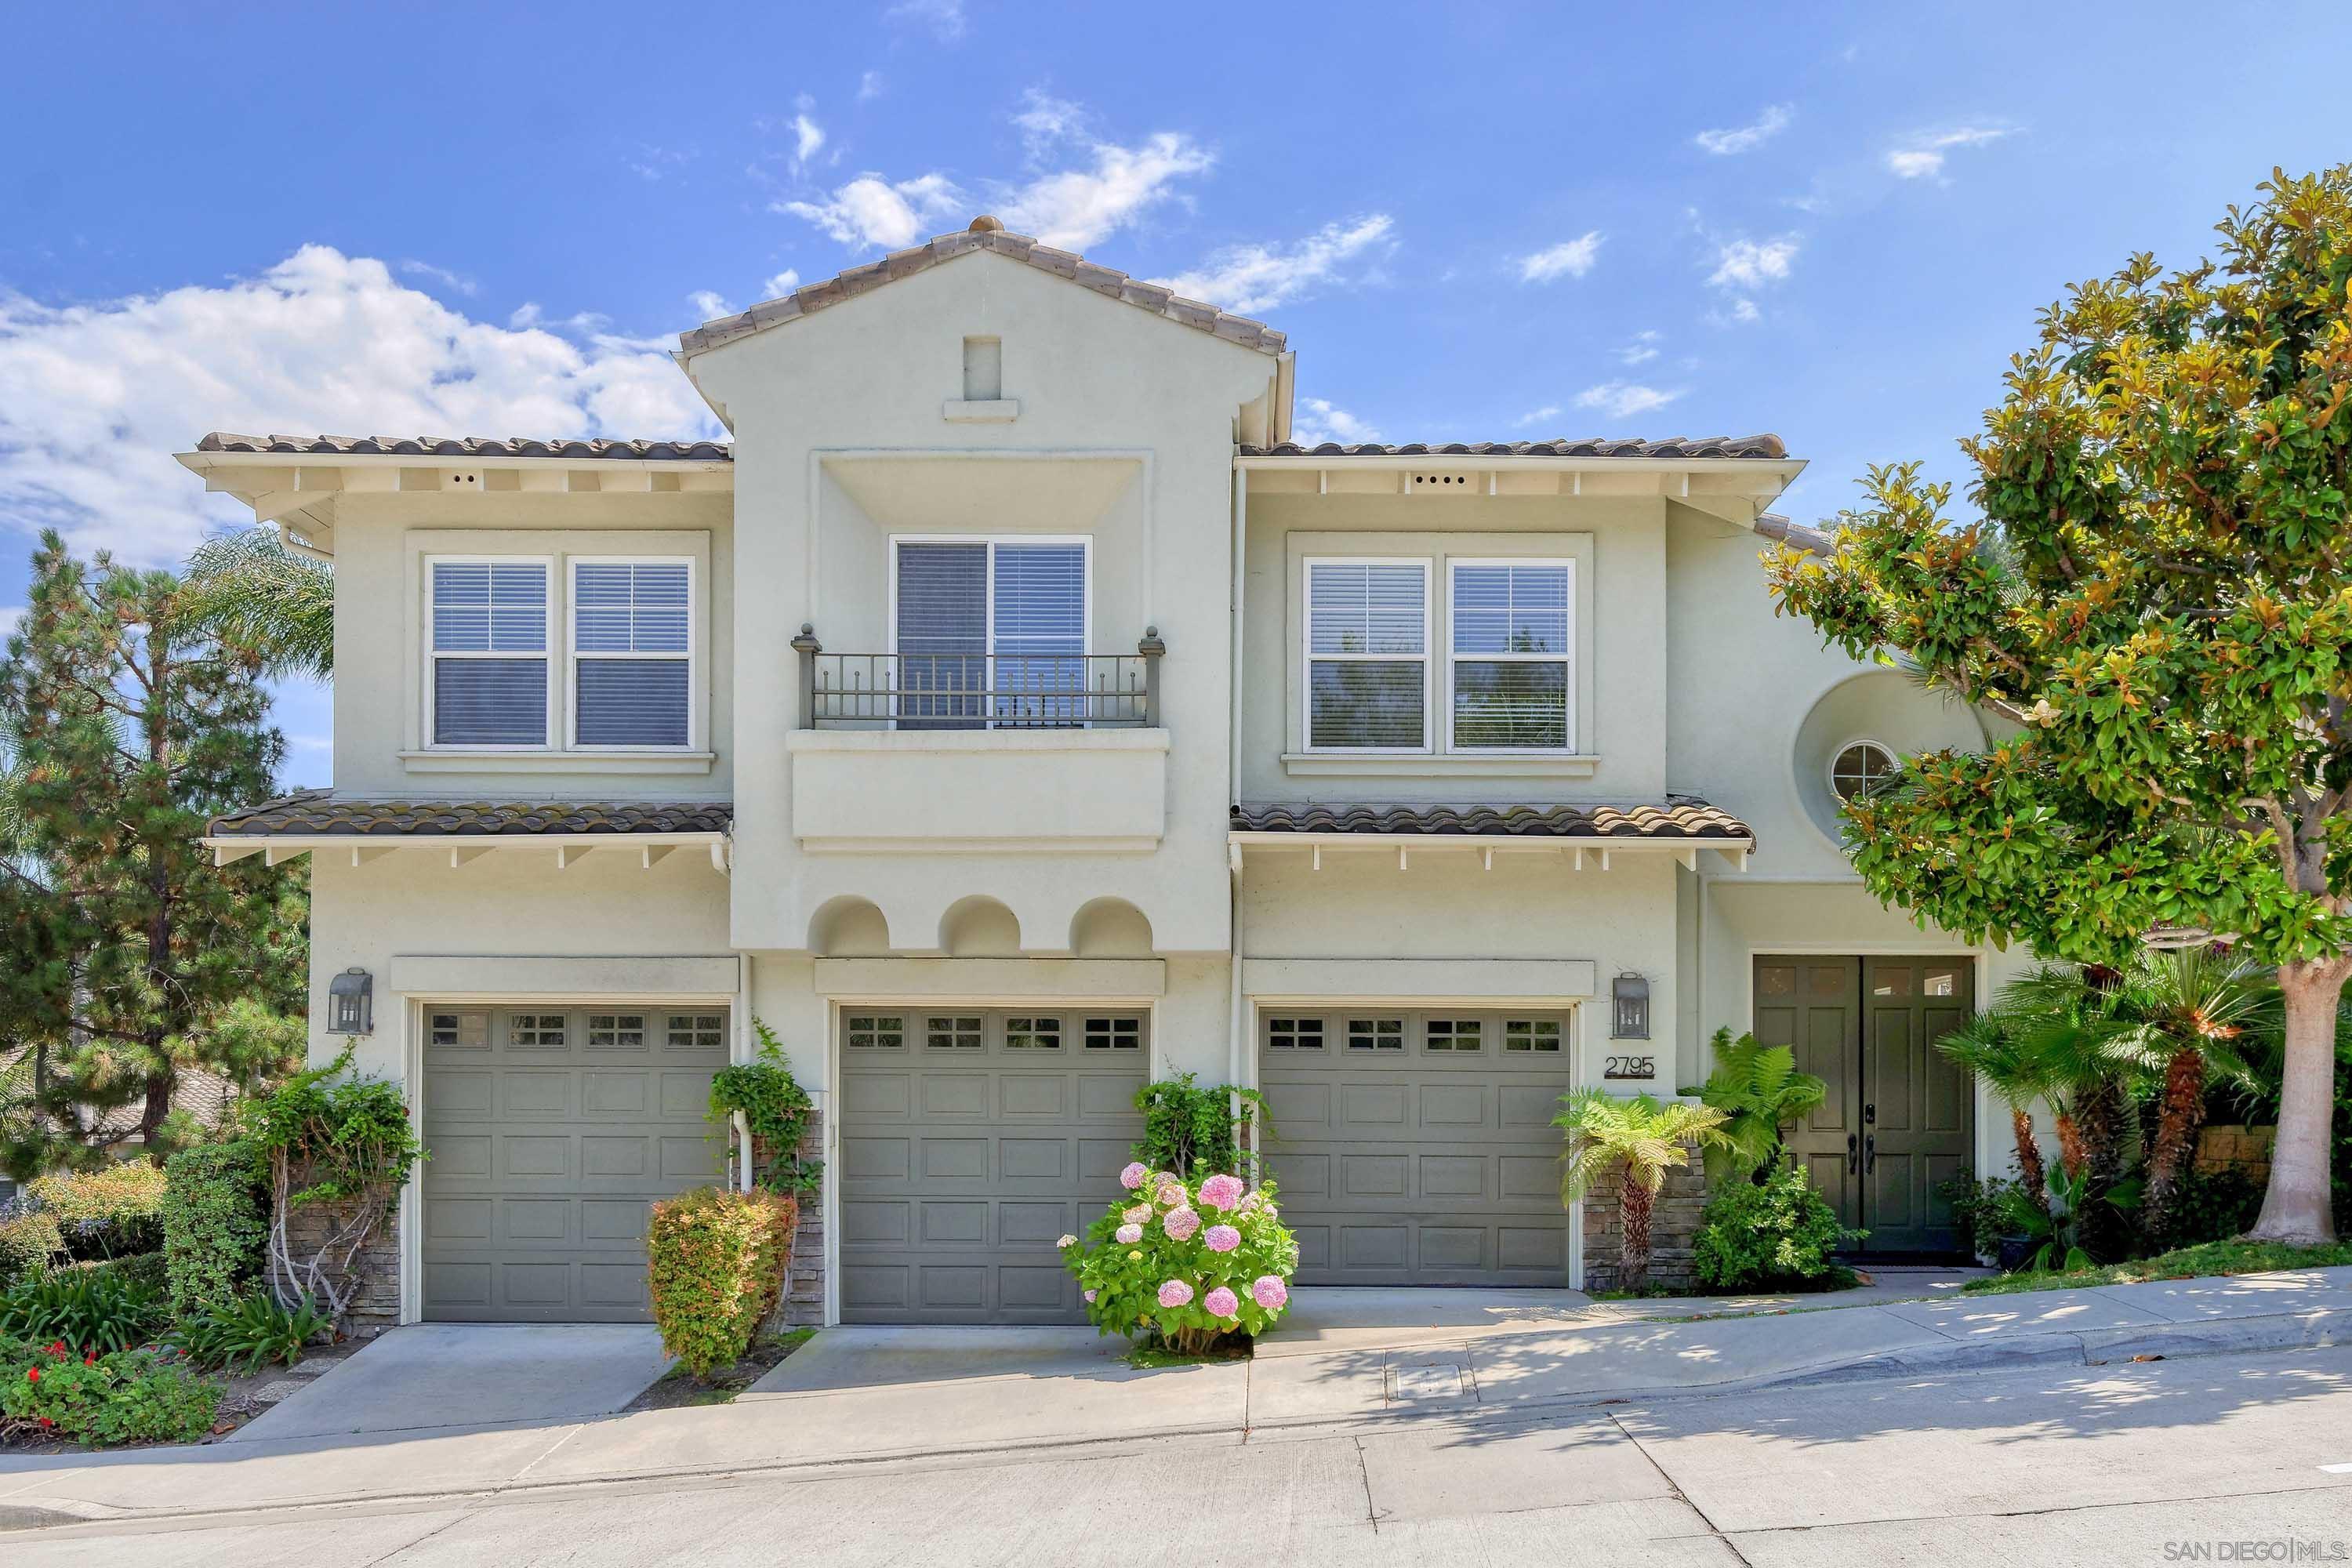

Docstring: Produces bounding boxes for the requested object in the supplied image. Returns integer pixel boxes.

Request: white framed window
[569,557,693,750]
[426,558,552,748]
[1830,739,1898,802]
[890,536,1089,729]
[1302,557,1432,751]
[1446,560,1573,753]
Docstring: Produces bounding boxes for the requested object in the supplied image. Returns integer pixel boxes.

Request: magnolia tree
[1766,166,2352,1245]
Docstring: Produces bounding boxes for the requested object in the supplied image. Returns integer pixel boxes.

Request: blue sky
[4,0,2348,787]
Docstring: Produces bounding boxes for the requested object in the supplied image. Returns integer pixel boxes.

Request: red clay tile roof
[209,790,732,837]
[1229,800,1753,840]
[1237,436,1787,459]
[195,434,731,461]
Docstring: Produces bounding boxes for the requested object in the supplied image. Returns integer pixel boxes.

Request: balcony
[784,627,1169,854]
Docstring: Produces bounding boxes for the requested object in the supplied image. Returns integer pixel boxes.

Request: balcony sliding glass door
[892,539,1087,729]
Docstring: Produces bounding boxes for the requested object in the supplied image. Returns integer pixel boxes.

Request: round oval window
[1830,740,1897,802]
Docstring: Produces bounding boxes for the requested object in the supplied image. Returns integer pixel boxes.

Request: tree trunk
[2053,1111,2086,1181]
[2140,1048,2208,1238]
[1620,1179,1655,1293]
[2248,960,2347,1245]
[2010,1108,2050,1214]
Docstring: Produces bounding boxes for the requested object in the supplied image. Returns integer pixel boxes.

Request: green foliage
[1934,1171,2021,1259]
[1061,1167,1296,1353]
[647,1186,797,1377]
[1554,1091,1730,1203]
[2142,1166,2268,1252]
[1691,1167,1860,1291]
[26,1163,168,1260]
[172,1290,328,1375]
[162,1142,267,1318]
[245,1051,424,1212]
[1,1341,219,1446]
[1685,1030,1828,1185]
[1998,1163,2142,1274]
[709,1019,823,1200]
[0,531,307,1178]
[1131,1073,1269,1178]
[182,526,336,681]
[1763,168,2352,1241]
[0,1207,63,1290]
[67,1254,169,1294]
[0,1268,168,1355]
[1961,1236,2352,1296]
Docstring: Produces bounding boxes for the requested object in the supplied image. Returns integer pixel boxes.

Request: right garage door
[1260,1009,1576,1287]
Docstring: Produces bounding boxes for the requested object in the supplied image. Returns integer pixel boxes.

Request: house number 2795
[1602,1054,1654,1080]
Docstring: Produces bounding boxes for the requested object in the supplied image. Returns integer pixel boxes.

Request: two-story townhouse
[186,217,2030,1331]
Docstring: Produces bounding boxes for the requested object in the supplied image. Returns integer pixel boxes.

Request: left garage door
[423,1007,729,1322]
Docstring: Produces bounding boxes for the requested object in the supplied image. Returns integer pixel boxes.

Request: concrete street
[7,1347,2352,1566]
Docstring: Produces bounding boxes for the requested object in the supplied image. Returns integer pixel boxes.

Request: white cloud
[0,245,717,567]
[761,269,801,298]
[782,172,964,249]
[1157,215,1394,315]
[1573,382,1683,420]
[857,71,884,103]
[1708,235,1799,289]
[1512,405,1562,429]
[1693,104,1793,156]
[1618,330,1661,365]
[1729,297,1761,323]
[397,260,477,297]
[0,606,21,641]
[1292,397,1380,446]
[884,0,965,42]
[1518,231,1603,283]
[1013,89,1087,152]
[1886,125,2013,180]
[688,289,735,320]
[998,131,1214,251]
[791,111,826,172]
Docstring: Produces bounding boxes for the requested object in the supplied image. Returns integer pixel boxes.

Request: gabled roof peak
[677,226,1287,359]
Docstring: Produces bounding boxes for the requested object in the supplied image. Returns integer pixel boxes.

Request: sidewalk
[3,1265,2347,1530]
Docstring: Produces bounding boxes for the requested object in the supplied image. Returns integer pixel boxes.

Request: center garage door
[422,1007,729,1322]
[839,1009,1147,1324]
[1259,1009,1577,1287]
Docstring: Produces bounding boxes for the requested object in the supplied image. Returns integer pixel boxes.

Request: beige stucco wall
[683,249,1277,960]
[326,490,735,801]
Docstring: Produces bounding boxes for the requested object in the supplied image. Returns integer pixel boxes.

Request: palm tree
[181,527,336,680]
[1936,1011,2054,1223]
[1686,1029,1828,1186]
[1556,1091,1729,1292]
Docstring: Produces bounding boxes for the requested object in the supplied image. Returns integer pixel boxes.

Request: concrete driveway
[230,1323,675,1443]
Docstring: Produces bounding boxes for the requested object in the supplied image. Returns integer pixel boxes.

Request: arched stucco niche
[808,895,892,956]
[1068,897,1154,958]
[1790,669,1991,848]
[938,895,1022,956]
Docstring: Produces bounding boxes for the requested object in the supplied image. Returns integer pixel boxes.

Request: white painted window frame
[1299,554,1435,754]
[885,534,1094,730]
[565,554,699,753]
[423,554,557,751]
[1828,736,1898,803]
[1443,557,1577,757]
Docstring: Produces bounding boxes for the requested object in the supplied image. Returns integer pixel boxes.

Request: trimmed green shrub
[1,1341,220,1446]
[1691,1167,1859,1292]
[0,1268,169,1355]
[0,1207,64,1289]
[2143,1166,2267,1253]
[648,1187,796,1377]
[26,1163,168,1260]
[162,1142,267,1317]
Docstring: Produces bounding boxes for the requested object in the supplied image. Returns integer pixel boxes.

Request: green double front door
[1753,956,1976,1255]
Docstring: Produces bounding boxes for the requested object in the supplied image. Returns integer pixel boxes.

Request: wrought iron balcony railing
[793,628,1163,729]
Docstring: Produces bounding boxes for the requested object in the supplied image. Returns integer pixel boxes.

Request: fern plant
[1684,1029,1827,1186]
[1556,1091,1729,1292]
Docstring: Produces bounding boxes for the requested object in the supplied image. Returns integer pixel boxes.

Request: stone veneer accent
[281,1202,400,1337]
[2193,1123,2277,1183]
[1578,1163,1709,1294]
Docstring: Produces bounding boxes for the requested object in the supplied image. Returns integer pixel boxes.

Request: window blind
[1450,563,1570,750]
[1307,561,1427,748]
[991,543,1084,723]
[572,561,691,746]
[893,540,1088,727]
[430,561,547,746]
[895,542,988,727]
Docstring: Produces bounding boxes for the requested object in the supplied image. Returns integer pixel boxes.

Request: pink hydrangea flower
[1157,1279,1194,1309]
[1251,1275,1289,1311]
[1119,1162,1149,1190]
[1123,1203,1152,1224]
[1155,1182,1187,1209]
[1203,1286,1240,1319]
[1198,1174,1246,1211]
[1115,1223,1143,1244]
[1203,1224,1241,1254]
[1162,1207,1201,1242]
[1083,1288,1097,1303]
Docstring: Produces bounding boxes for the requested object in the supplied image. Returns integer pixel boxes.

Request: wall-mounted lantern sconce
[1610,972,1650,1040]
[328,967,374,1036]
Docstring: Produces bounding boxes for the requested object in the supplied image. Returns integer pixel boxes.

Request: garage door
[1259,1009,1575,1287]
[423,1006,728,1322]
[839,1008,1147,1324]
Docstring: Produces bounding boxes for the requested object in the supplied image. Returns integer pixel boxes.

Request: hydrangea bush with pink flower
[1059,1161,1298,1353]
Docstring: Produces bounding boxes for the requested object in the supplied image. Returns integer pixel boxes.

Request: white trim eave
[204,832,732,876]
[1229,829,1751,874]
[175,451,734,477]
[1235,452,1805,481]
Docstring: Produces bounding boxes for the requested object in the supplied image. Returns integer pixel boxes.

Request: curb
[1766,1305,2352,1388]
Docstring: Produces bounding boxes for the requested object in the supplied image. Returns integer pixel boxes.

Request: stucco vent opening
[1409,473,1477,491]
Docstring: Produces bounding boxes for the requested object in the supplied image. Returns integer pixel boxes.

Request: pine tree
[0,530,306,1176]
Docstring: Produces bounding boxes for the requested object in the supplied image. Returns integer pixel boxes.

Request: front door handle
[1864,1134,1877,1175]
[1846,1133,1860,1174]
